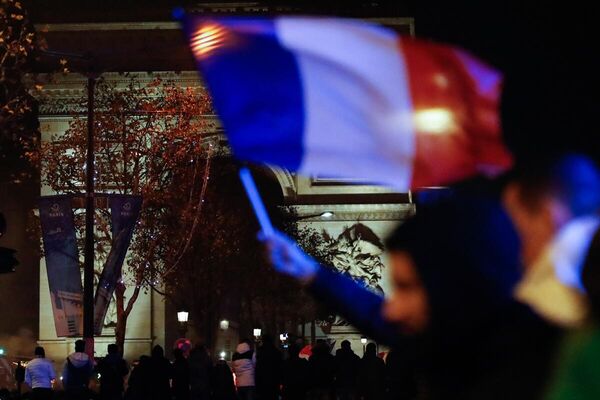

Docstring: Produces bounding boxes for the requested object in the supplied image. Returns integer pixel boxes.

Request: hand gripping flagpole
[239,167,275,237]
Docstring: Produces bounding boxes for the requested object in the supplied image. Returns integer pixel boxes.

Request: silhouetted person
[231,342,255,400]
[210,359,236,400]
[25,347,55,400]
[125,356,151,400]
[62,340,94,400]
[172,348,190,400]
[308,340,335,400]
[358,343,385,400]
[188,345,211,400]
[149,345,172,400]
[281,344,309,400]
[255,334,282,400]
[334,340,360,400]
[97,344,128,400]
[15,361,25,397]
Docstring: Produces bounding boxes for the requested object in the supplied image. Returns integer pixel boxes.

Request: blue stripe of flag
[187,17,306,170]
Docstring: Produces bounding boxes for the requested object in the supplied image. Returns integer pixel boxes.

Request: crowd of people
[228,335,400,400]
[1,335,410,400]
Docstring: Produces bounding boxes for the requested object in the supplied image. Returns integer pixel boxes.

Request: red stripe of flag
[400,38,513,188]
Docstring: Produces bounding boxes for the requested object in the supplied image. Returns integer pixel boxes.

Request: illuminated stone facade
[36,9,415,359]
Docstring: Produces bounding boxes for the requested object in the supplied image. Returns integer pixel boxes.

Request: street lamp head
[320,211,334,218]
[360,337,368,344]
[219,319,229,330]
[253,328,262,337]
[177,311,189,323]
[279,333,288,342]
[219,351,226,360]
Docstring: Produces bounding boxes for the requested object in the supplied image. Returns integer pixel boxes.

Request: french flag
[183,16,513,190]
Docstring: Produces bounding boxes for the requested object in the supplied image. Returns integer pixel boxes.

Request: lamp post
[279,332,288,348]
[253,328,262,343]
[361,337,367,355]
[177,311,189,338]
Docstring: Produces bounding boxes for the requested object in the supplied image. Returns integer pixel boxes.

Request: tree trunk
[115,279,142,354]
[115,283,127,353]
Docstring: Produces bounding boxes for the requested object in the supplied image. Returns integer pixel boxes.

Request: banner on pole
[39,196,83,337]
[93,195,142,335]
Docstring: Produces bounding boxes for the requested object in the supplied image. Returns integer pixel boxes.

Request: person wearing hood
[263,196,563,399]
[62,339,94,400]
[231,341,256,400]
[333,340,360,400]
[148,345,172,400]
[96,344,129,400]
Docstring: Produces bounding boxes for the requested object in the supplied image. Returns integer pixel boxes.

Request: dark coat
[255,342,283,400]
[148,347,173,400]
[125,356,152,400]
[334,347,360,391]
[210,360,236,400]
[281,355,309,400]
[308,346,336,392]
[172,356,190,400]
[189,346,212,400]
[358,352,386,400]
[97,353,129,398]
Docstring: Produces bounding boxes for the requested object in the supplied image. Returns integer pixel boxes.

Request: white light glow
[414,108,456,134]
[177,311,189,323]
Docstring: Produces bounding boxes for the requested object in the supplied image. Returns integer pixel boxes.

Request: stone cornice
[36,71,205,116]
[284,203,415,222]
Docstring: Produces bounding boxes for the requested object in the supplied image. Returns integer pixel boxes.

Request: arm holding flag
[263,230,403,348]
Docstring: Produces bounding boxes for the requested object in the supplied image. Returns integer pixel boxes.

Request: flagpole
[239,167,274,236]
